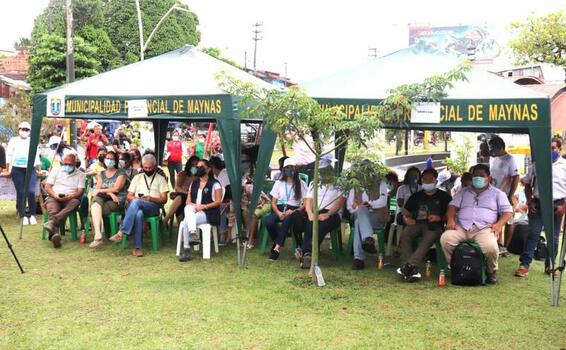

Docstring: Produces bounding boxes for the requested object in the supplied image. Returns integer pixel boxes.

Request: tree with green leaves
[509,11,566,71]
[219,63,469,281]
[202,47,242,69]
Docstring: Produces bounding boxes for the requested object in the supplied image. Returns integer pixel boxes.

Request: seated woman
[109,154,169,257]
[178,159,223,262]
[395,166,422,224]
[129,149,142,171]
[164,156,200,226]
[118,152,137,182]
[88,151,127,248]
[264,157,308,261]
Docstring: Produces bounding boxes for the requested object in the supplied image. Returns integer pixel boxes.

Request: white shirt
[522,158,566,200]
[46,167,86,195]
[395,184,421,214]
[489,153,519,195]
[347,181,389,213]
[306,184,346,210]
[191,182,222,204]
[216,168,230,188]
[293,137,316,166]
[6,136,40,168]
[270,179,308,207]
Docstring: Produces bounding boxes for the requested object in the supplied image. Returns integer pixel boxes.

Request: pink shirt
[449,185,513,230]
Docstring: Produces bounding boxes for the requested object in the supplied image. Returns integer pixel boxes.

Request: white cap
[319,153,336,169]
[437,169,451,185]
[48,136,61,147]
[86,121,101,130]
[283,157,297,168]
[18,121,31,129]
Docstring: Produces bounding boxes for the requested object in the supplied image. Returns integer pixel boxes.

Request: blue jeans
[11,167,37,217]
[353,207,386,260]
[120,199,160,249]
[520,207,562,268]
[265,205,299,247]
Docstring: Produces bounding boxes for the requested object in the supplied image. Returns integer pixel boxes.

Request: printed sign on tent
[46,94,65,117]
[411,102,441,123]
[128,99,148,118]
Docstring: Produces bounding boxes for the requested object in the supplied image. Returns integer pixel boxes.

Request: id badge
[277,199,285,206]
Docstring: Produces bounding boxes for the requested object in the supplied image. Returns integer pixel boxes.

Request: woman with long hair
[164,156,200,226]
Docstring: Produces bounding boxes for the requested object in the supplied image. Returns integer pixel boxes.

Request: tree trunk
[309,154,321,279]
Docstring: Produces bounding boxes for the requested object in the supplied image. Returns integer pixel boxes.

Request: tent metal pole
[552,218,566,306]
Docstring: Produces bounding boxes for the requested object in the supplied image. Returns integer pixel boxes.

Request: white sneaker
[29,216,37,225]
[22,217,29,226]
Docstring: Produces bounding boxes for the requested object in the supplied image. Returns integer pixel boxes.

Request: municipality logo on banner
[47,94,65,117]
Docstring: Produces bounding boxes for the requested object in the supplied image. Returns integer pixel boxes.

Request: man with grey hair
[43,152,86,248]
[109,154,168,257]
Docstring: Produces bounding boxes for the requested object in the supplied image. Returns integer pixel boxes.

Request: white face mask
[172,136,179,141]
[19,130,30,138]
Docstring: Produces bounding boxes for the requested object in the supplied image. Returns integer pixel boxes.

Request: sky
[1,0,564,83]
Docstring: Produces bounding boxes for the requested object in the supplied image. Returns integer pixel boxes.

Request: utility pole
[252,22,263,70]
[244,51,247,70]
[48,0,54,34]
[368,48,377,59]
[66,0,76,147]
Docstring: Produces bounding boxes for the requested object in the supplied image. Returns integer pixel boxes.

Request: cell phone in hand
[58,194,65,198]
[138,193,144,198]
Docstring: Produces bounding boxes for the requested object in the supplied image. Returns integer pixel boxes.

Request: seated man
[109,154,169,257]
[296,155,346,269]
[397,168,452,281]
[440,164,513,284]
[43,152,86,248]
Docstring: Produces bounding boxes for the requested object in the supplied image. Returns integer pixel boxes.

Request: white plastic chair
[176,222,219,259]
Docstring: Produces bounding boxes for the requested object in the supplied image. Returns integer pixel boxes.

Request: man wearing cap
[296,154,346,268]
[6,121,41,225]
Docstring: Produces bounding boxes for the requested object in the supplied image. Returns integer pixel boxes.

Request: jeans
[301,213,341,254]
[265,205,300,247]
[167,161,182,189]
[120,199,160,249]
[520,208,563,268]
[353,207,386,260]
[11,167,37,217]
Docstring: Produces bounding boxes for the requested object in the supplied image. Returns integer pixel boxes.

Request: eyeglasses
[20,128,30,132]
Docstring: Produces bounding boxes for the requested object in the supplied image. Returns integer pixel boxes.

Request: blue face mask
[284,169,295,178]
[190,166,197,175]
[422,183,436,192]
[62,164,75,174]
[472,176,487,189]
[104,159,116,169]
[552,151,561,163]
[489,148,498,157]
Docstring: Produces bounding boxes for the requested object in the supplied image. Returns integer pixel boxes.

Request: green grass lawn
[1,200,565,350]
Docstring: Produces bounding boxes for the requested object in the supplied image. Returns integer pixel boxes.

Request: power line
[252,22,263,70]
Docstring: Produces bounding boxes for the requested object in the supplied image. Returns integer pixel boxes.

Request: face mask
[195,167,206,177]
[386,183,395,191]
[422,183,436,192]
[472,176,487,189]
[284,169,295,178]
[19,130,30,138]
[62,164,75,174]
[190,166,198,175]
[118,160,126,169]
[489,148,498,157]
[105,159,116,169]
[408,176,418,185]
[144,170,155,177]
[552,151,561,163]
[98,155,106,163]
[172,136,179,141]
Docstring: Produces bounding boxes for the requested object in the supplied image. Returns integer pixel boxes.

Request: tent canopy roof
[43,45,276,97]
[303,48,548,100]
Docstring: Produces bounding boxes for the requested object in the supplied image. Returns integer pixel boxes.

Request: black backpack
[451,241,487,286]
[507,223,530,255]
[534,237,547,261]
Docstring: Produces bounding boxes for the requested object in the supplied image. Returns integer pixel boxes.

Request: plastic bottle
[425,260,432,278]
[80,230,86,244]
[377,254,384,270]
[438,269,446,288]
[314,264,326,287]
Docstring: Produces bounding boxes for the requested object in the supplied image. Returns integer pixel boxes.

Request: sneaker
[352,259,365,270]
[487,271,497,285]
[361,237,378,254]
[52,233,62,248]
[300,253,311,269]
[294,247,303,261]
[22,217,29,226]
[179,248,192,262]
[43,221,58,239]
[28,216,37,225]
[397,263,421,282]
[269,249,280,261]
[189,232,200,245]
[514,266,529,277]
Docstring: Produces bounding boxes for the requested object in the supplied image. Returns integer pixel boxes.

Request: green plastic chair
[120,213,163,252]
[42,210,79,240]
[329,227,343,261]
[258,217,299,255]
[347,225,386,258]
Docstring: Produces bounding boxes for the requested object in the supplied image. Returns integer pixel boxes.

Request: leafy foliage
[202,47,242,69]
[444,134,474,175]
[0,90,32,143]
[334,160,389,196]
[509,11,566,68]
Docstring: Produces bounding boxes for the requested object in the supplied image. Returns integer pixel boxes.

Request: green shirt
[40,156,52,171]
[195,143,204,159]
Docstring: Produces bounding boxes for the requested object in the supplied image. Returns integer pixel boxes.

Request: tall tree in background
[509,11,566,75]
[105,0,200,64]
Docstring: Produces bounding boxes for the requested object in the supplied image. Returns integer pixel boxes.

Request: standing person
[296,155,347,269]
[397,169,452,281]
[108,154,169,257]
[87,124,109,166]
[440,164,513,284]
[178,159,223,262]
[195,134,206,159]
[264,157,308,261]
[43,153,86,248]
[112,127,131,155]
[6,121,41,225]
[488,136,520,250]
[166,130,184,189]
[515,138,566,277]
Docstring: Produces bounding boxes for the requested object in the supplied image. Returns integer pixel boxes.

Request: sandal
[89,239,103,248]
[109,231,123,242]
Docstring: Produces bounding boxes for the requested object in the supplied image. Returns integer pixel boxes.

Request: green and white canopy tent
[251,48,559,304]
[24,45,279,260]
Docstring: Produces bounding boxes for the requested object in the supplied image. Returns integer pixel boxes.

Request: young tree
[219,63,468,281]
[509,11,566,71]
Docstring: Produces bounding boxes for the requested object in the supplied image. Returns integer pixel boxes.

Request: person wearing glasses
[440,164,513,285]
[6,121,41,226]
